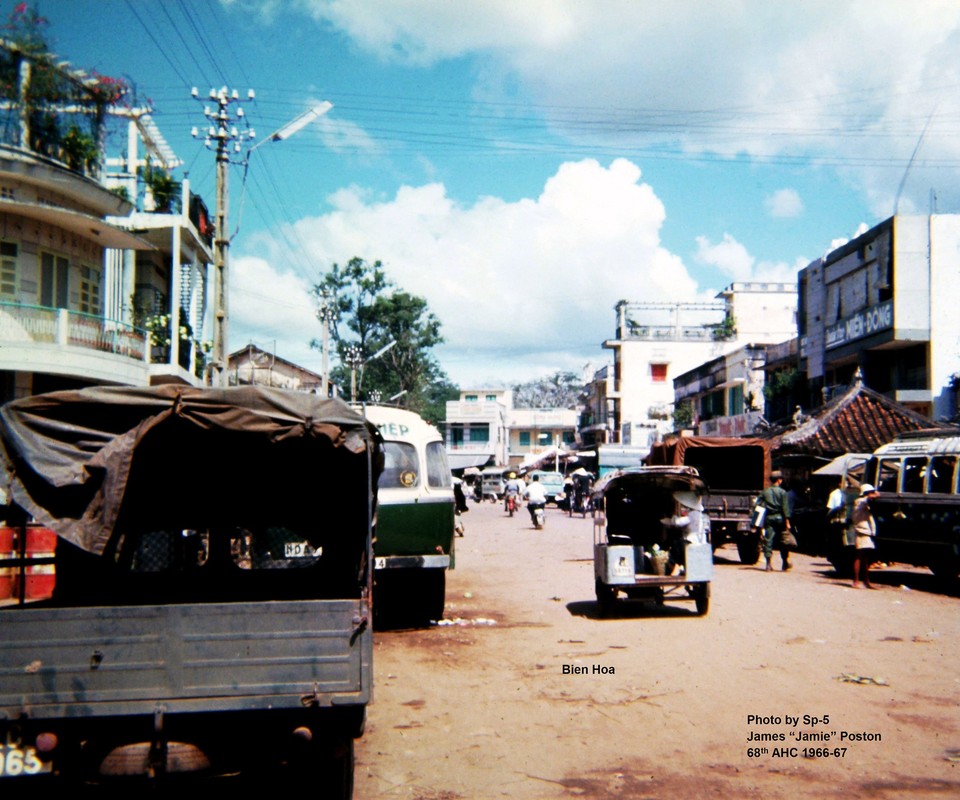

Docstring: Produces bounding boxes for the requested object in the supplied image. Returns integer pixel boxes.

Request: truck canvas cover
[645,436,771,491]
[0,384,382,556]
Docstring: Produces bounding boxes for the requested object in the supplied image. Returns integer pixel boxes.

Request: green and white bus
[362,405,456,624]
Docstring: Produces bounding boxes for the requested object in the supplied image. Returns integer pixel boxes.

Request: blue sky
[35,0,960,386]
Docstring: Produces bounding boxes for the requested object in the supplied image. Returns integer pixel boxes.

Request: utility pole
[346,345,363,402]
[317,288,335,397]
[193,95,332,388]
[193,86,256,387]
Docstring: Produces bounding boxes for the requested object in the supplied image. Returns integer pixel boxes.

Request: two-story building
[579,363,616,447]
[507,406,578,469]
[445,388,511,470]
[0,42,212,401]
[673,343,768,436]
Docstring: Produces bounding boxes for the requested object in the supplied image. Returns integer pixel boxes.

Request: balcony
[0,301,153,386]
[1,302,144,355]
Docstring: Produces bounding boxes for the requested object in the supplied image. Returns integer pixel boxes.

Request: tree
[513,371,583,409]
[311,257,453,414]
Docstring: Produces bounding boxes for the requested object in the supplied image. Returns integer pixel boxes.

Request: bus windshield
[380,442,420,488]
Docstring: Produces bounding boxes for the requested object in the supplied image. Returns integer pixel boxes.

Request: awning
[447,451,493,471]
[520,446,569,472]
[812,453,871,477]
[0,199,156,250]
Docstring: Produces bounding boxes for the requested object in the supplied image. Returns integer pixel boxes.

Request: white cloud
[695,233,804,284]
[765,188,804,219]
[235,158,697,385]
[695,234,753,282]
[295,0,960,215]
[229,256,321,370]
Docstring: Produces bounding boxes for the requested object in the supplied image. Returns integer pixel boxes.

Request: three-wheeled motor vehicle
[592,466,713,616]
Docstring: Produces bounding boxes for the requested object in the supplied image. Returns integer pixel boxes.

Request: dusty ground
[355,501,960,799]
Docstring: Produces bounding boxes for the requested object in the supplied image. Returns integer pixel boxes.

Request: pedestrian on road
[851,483,880,589]
[758,470,793,572]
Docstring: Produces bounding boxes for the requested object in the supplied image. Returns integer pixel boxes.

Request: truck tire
[421,569,446,623]
[693,584,710,616]
[595,579,616,616]
[288,737,354,800]
[827,547,853,579]
[320,738,355,800]
[930,557,960,583]
[737,535,761,565]
[374,569,446,628]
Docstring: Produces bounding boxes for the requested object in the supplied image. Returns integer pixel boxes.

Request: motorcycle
[505,491,519,517]
[572,490,591,518]
[529,502,546,530]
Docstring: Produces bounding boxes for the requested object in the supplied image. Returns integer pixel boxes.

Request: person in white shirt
[522,474,548,524]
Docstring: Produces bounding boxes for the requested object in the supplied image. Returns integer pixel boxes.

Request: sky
[34,0,960,388]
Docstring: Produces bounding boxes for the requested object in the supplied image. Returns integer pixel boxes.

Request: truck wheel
[694,584,710,616]
[827,548,853,579]
[595,579,616,616]
[930,557,960,583]
[305,737,354,800]
[421,569,446,622]
[737,535,761,565]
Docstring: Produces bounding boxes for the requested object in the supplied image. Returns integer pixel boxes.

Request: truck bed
[0,599,371,720]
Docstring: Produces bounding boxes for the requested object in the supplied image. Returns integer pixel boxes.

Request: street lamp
[358,339,396,396]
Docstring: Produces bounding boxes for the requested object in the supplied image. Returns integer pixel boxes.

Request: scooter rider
[504,472,523,512]
[523,474,548,524]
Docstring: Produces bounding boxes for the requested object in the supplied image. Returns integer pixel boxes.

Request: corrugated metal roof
[773,380,947,457]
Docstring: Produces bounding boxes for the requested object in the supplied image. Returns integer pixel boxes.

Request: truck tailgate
[0,599,370,720]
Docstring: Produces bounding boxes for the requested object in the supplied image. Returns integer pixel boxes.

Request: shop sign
[824,300,893,350]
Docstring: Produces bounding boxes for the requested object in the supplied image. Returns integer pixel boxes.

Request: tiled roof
[772,380,947,457]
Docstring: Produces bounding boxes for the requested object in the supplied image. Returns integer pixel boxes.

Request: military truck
[645,435,772,564]
[0,385,381,795]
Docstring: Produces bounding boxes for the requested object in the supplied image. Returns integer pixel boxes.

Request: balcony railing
[623,324,723,342]
[0,124,102,181]
[0,301,147,361]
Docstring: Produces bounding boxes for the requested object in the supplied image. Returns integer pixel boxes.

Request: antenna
[894,101,939,215]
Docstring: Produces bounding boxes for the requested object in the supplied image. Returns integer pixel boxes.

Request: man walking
[758,470,793,572]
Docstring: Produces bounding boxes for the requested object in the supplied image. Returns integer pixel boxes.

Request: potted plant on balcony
[61,125,98,172]
[140,160,180,213]
[1,4,126,171]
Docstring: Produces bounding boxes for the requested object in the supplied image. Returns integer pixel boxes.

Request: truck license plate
[283,542,322,558]
[0,743,50,777]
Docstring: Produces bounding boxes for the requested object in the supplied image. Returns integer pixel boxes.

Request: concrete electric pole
[192,94,332,387]
[193,86,256,387]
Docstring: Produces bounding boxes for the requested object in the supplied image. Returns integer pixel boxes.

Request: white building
[0,44,212,401]
[798,214,960,421]
[445,388,512,469]
[603,283,796,448]
[507,406,578,468]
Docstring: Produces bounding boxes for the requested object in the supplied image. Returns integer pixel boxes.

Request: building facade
[0,42,212,401]
[507,406,578,468]
[228,344,323,392]
[603,283,796,450]
[797,215,960,421]
[673,343,767,437]
[445,388,512,469]
[579,363,616,447]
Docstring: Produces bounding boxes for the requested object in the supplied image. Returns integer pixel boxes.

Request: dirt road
[356,501,960,799]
